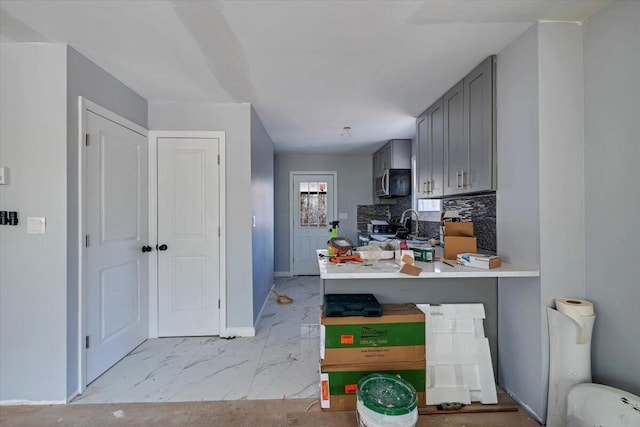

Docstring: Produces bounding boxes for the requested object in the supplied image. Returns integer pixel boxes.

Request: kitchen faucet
[400,209,420,237]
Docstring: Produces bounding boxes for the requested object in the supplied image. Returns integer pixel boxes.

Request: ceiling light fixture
[341,126,352,137]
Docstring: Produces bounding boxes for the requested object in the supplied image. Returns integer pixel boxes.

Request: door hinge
[85,336,90,349]
[85,133,90,146]
[217,155,220,165]
[85,234,90,248]
[218,227,220,237]
[218,299,220,309]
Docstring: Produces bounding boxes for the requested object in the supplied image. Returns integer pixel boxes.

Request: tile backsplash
[356,205,390,232]
[357,196,413,232]
[357,193,496,253]
[443,194,496,253]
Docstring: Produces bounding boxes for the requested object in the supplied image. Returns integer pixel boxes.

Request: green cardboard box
[321,304,425,365]
[320,361,426,411]
[411,247,434,262]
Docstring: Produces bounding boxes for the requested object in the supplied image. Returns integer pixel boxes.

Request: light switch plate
[339,212,348,220]
[27,217,46,234]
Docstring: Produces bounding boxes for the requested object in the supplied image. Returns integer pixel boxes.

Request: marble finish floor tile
[73,276,321,404]
[247,344,320,400]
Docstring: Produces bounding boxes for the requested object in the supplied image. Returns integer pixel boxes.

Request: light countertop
[317,249,539,280]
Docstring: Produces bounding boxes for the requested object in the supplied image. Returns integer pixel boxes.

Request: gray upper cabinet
[464,56,496,193]
[416,98,444,197]
[419,55,496,198]
[443,81,466,196]
[376,139,411,171]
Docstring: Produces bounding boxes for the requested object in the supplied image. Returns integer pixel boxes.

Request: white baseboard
[274,271,291,277]
[1,400,66,406]
[253,284,274,332]
[222,327,255,337]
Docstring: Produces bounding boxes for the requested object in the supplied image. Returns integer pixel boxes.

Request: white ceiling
[0,0,609,153]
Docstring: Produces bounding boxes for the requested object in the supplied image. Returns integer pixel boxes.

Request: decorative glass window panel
[299,181,327,227]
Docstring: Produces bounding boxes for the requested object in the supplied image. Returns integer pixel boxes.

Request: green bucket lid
[356,373,418,416]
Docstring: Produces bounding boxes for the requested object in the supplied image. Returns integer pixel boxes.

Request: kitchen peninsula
[317,250,539,373]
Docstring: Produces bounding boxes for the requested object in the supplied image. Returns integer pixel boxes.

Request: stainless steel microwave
[375,169,411,198]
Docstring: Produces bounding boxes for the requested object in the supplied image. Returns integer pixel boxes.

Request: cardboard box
[320,361,426,410]
[457,253,502,269]
[321,304,425,365]
[443,222,477,260]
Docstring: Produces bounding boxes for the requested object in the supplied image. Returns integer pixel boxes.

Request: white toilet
[547,299,640,427]
[566,383,640,427]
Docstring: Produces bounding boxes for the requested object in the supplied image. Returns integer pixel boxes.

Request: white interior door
[291,173,336,275]
[85,110,148,384]
[157,137,221,337]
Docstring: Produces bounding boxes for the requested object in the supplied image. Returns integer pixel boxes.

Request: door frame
[77,96,149,394]
[289,171,338,275]
[147,131,227,338]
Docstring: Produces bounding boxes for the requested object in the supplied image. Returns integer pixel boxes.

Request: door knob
[141,245,152,253]
[157,244,168,251]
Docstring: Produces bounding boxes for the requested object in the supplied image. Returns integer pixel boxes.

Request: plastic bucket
[356,373,418,427]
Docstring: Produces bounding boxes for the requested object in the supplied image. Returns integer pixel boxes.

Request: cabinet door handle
[423,182,428,193]
[461,170,466,188]
[381,171,388,194]
[428,181,432,194]
[456,171,462,189]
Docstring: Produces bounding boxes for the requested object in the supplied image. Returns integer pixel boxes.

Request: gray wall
[496,25,543,418]
[0,43,68,402]
[274,153,372,274]
[148,102,255,330]
[497,22,586,422]
[66,45,148,398]
[0,43,147,402]
[537,22,586,421]
[583,0,640,396]
[250,107,275,323]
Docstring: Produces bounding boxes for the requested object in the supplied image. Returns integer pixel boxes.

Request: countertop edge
[317,250,540,280]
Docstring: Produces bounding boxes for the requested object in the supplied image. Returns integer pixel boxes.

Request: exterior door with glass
[291,173,336,275]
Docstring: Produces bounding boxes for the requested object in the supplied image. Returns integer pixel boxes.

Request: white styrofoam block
[460,304,486,319]
[433,365,458,387]
[416,304,430,315]
[462,364,481,389]
[424,303,496,405]
[476,338,498,404]
[432,317,455,333]
[442,304,457,319]
[453,335,477,364]
[455,318,475,333]
[442,303,486,319]
[320,324,325,359]
[433,335,454,357]
[474,318,486,337]
[429,305,444,316]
